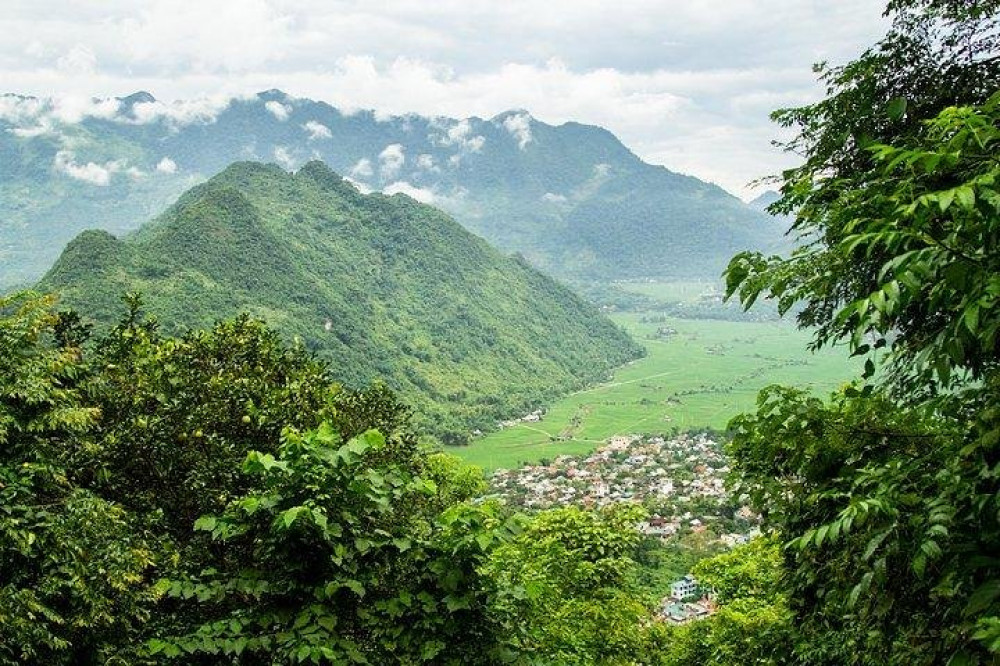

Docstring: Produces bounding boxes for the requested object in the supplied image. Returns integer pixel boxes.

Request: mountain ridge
[2,89,788,288]
[39,160,644,440]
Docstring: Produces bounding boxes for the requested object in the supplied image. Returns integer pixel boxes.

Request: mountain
[38,161,643,440]
[2,90,788,289]
[747,190,781,211]
[747,189,795,232]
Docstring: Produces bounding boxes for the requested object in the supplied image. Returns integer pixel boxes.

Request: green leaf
[279,506,306,529]
[887,97,907,120]
[194,515,217,532]
[965,580,1000,616]
[938,188,955,212]
[344,579,365,597]
[954,186,975,210]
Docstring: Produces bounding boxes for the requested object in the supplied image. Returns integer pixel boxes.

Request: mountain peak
[491,109,533,122]
[747,190,781,211]
[257,89,290,102]
[118,91,156,106]
[39,162,641,439]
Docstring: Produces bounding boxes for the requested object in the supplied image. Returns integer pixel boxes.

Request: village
[489,432,757,540]
[489,432,762,624]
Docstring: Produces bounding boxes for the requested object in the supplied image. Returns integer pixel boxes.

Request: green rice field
[453,295,861,471]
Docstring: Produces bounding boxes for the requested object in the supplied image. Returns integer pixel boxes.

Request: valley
[456,282,861,471]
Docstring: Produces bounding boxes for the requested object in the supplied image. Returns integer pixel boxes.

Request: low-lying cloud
[378,143,405,180]
[383,180,435,204]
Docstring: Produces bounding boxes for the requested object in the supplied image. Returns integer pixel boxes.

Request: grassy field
[453,300,861,471]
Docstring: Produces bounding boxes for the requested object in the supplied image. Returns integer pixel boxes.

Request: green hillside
[39,161,642,439]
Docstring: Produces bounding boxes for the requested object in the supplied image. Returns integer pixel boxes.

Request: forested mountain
[38,161,642,439]
[0,89,787,288]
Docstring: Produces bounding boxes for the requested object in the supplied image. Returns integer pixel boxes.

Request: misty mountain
[2,90,788,288]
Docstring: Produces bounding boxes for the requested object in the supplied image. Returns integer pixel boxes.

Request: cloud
[53,150,128,186]
[344,176,372,194]
[383,180,435,204]
[502,112,532,149]
[378,143,404,179]
[128,96,231,125]
[302,119,331,140]
[273,145,296,168]
[0,1,888,196]
[431,118,485,165]
[155,156,177,173]
[349,157,373,178]
[265,99,291,121]
[416,153,439,172]
[541,192,566,203]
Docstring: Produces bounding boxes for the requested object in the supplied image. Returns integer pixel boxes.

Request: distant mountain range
[1,90,788,288]
[747,190,781,211]
[39,161,643,440]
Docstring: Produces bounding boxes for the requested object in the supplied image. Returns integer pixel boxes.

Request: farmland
[453,283,861,471]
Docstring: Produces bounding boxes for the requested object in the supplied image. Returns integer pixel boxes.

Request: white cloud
[155,156,177,173]
[53,150,127,186]
[128,96,231,125]
[302,119,331,140]
[56,45,97,75]
[378,143,404,179]
[265,99,292,121]
[435,118,485,154]
[349,157,373,178]
[416,153,439,172]
[383,180,435,204]
[541,192,566,203]
[273,145,296,168]
[0,95,45,124]
[344,176,372,194]
[502,112,533,149]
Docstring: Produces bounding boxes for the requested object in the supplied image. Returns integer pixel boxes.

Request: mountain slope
[3,90,788,288]
[39,161,643,439]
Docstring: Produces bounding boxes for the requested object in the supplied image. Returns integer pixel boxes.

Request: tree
[646,538,792,666]
[152,426,512,664]
[0,292,154,664]
[483,504,652,665]
[723,1,1000,662]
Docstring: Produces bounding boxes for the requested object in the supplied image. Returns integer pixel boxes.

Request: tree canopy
[723,0,1000,662]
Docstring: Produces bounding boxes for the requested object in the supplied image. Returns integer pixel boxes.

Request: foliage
[484,504,652,664]
[691,534,784,605]
[722,1,1000,663]
[0,292,155,665]
[0,292,670,664]
[729,94,1000,393]
[646,538,793,666]
[153,425,512,664]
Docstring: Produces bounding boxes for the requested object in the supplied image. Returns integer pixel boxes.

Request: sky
[1,0,890,198]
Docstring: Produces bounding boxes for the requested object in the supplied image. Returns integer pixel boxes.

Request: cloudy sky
[2,0,889,198]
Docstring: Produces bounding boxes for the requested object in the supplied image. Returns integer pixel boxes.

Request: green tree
[646,538,792,666]
[723,1,1000,662]
[484,504,651,665]
[152,425,511,664]
[0,292,155,664]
